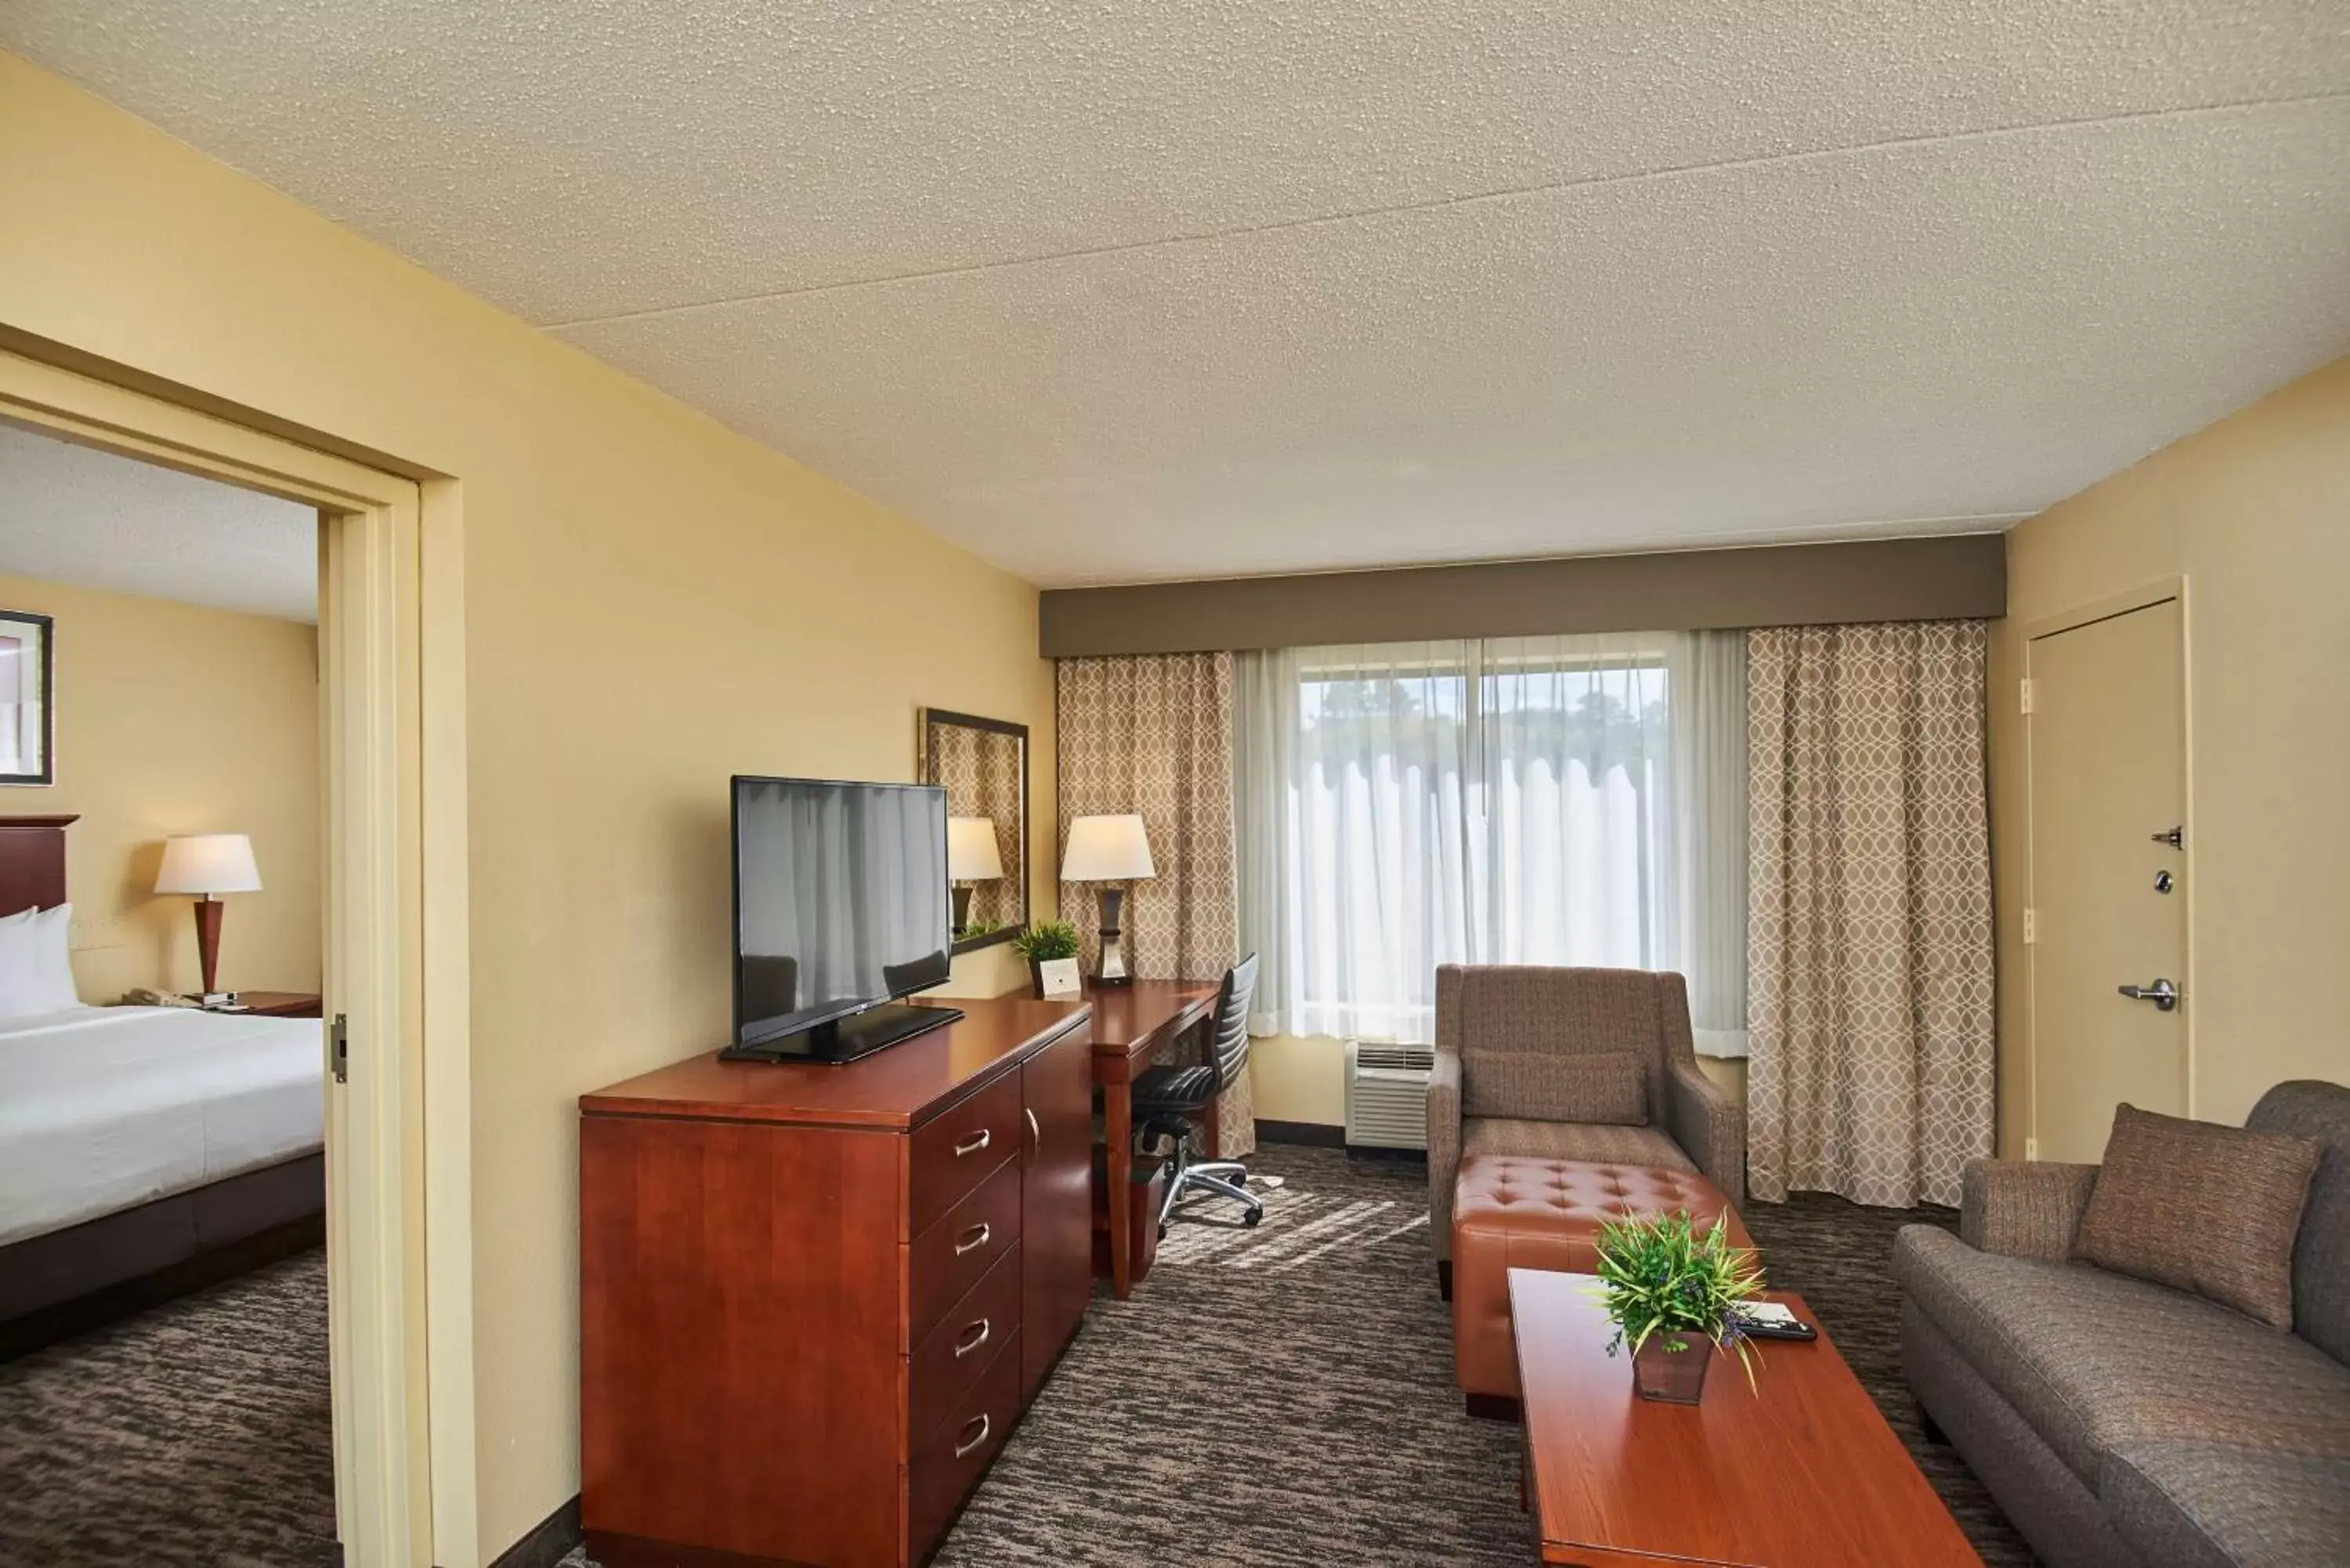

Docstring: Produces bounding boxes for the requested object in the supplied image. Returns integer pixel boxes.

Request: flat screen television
[724,775,963,1064]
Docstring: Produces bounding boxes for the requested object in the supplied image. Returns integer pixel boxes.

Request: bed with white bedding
[0,816,328,1349]
[0,1005,324,1248]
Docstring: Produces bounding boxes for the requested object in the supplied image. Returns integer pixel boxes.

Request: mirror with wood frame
[918,709,1029,954]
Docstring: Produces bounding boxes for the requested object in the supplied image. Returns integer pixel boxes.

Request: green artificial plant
[1592,1210,1770,1389]
[1010,919,1080,963]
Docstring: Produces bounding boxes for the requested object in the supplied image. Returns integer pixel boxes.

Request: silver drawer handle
[954,1223,992,1256]
[953,1129,992,1158]
[953,1317,992,1359]
[953,1413,991,1459]
[1025,1107,1040,1153]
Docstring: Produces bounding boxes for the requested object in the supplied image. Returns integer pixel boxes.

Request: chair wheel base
[1242,1208,1263,1228]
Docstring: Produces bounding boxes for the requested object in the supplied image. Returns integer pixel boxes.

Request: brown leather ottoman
[1452,1153,1754,1408]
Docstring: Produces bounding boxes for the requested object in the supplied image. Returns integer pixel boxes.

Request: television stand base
[723,1002,963,1065]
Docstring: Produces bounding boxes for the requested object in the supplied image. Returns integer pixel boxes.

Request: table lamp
[945,815,1005,935]
[1060,814,1155,986]
[154,833,262,1003]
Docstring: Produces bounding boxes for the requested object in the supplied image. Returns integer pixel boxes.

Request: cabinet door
[1019,1021,1094,1400]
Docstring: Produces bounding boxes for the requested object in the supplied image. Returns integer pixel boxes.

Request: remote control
[1730,1306,1818,1341]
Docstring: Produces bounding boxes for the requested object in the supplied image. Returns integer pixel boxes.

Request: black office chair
[1133,952,1261,1235]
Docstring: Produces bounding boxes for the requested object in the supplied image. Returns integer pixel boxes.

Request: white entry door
[2027,595,2189,1163]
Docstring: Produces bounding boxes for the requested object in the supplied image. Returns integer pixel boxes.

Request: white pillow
[0,912,42,1019]
[0,905,81,1018]
[26,903,79,1013]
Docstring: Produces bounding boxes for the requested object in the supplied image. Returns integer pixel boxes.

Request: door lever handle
[2118,979,2179,1012]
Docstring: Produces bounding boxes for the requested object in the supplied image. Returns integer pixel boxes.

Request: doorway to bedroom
[0,418,337,1564]
[0,346,457,1568]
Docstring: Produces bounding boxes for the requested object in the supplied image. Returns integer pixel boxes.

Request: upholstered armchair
[1427,965,1746,1279]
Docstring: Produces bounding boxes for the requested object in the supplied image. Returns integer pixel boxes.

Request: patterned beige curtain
[1746,622,1994,1208]
[1056,654,1251,1154]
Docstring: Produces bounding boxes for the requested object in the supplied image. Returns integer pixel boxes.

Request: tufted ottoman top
[1453,1154,1747,1245]
[1448,1153,1755,1401]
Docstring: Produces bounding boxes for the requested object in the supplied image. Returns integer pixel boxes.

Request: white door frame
[0,349,472,1568]
[2022,575,2194,1145]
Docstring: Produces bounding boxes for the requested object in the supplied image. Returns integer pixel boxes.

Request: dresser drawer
[909,1155,1021,1344]
[909,1326,1021,1561]
[910,1240,1024,1443]
[909,1071,1025,1237]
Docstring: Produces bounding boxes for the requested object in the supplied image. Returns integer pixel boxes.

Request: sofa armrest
[1958,1159,2099,1261]
[1428,1048,1462,1263]
[1663,1060,1744,1209]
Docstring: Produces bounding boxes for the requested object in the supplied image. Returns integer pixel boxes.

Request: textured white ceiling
[0,424,319,622]
[6,2,2348,585]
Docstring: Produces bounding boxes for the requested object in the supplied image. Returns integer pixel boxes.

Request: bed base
[0,1151,325,1360]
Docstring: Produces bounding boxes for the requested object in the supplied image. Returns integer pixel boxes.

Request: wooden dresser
[579,995,1096,1568]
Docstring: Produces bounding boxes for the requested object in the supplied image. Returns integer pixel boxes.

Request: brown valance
[1039,534,2005,658]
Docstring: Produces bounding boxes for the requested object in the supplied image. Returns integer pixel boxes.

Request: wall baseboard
[1344,1143,1429,1165]
[1256,1119,1429,1162]
[487,1494,581,1568]
[1256,1119,1346,1148]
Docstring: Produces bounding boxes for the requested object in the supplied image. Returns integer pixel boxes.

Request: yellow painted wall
[1250,1034,1348,1125]
[0,52,1054,1563]
[1990,355,2350,1152]
[0,572,321,1000]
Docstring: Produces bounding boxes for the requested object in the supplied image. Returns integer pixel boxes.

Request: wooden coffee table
[1508,1268,1983,1567]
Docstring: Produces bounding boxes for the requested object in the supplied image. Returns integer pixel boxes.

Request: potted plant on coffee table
[1593,1210,1768,1404]
[1010,919,1082,999]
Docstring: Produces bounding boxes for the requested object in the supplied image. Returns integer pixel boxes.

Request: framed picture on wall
[0,610,53,786]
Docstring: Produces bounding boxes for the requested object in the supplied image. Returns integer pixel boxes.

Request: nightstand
[210,991,324,1020]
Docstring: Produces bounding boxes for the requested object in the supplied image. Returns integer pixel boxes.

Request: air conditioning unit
[1344,1040,1437,1150]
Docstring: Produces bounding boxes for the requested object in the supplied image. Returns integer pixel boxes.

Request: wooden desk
[1509,1268,1981,1568]
[1084,978,1219,1299]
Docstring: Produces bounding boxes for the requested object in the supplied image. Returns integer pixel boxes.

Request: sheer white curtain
[1670,630,1750,1056]
[1238,632,1730,1046]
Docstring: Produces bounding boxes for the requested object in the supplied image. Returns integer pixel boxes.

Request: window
[1241,634,1683,1042]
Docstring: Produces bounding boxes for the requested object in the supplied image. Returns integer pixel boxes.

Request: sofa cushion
[2247,1080,2350,1364]
[1893,1226,2350,1487]
[1462,1116,1693,1172]
[2099,1441,2350,1568]
[1462,1048,1646,1125]
[2075,1103,2319,1330]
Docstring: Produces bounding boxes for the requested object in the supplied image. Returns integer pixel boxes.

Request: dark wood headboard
[0,815,75,917]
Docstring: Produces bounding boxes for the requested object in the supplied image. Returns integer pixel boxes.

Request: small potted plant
[1010,919,1081,999]
[1593,1210,1767,1404]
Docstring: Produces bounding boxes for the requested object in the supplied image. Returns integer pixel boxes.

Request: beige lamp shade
[154,833,263,896]
[946,815,1005,882]
[1061,814,1155,882]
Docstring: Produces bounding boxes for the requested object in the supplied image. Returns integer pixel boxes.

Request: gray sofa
[1895,1080,2350,1568]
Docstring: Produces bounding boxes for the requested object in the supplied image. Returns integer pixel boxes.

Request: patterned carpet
[2,1146,2034,1568]
[0,1249,335,1568]
[907,1146,2035,1568]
